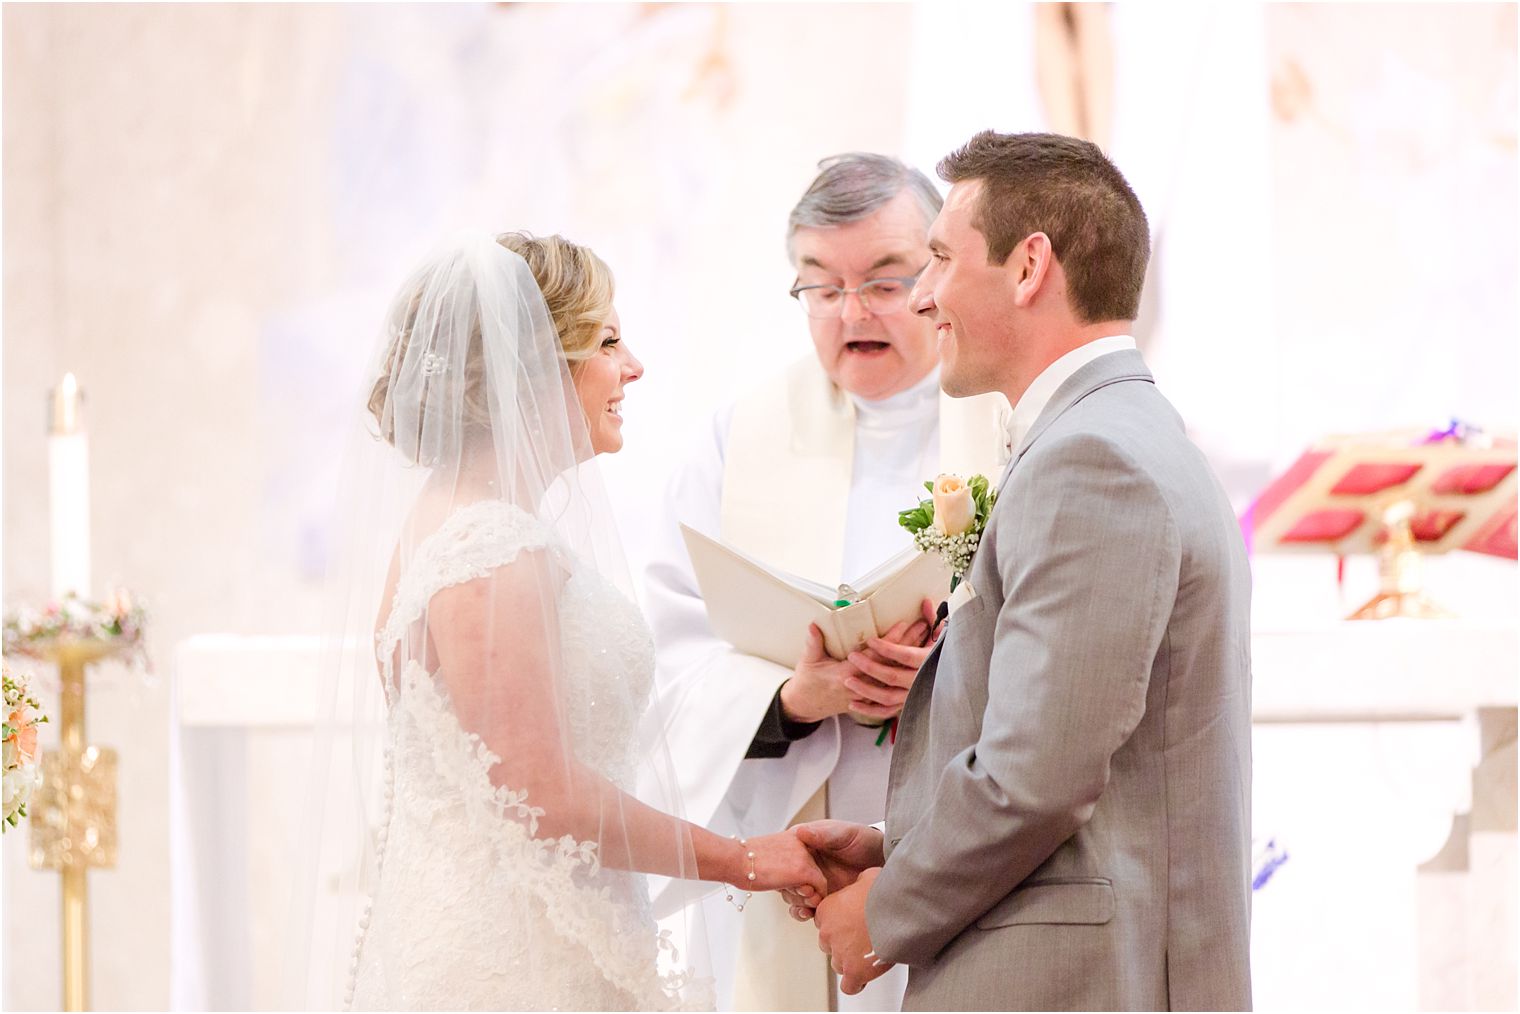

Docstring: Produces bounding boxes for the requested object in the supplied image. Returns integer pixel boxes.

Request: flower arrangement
[2,590,146,663]
[3,662,48,831]
[898,473,997,590]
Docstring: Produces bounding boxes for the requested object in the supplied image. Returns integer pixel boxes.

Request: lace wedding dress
[345,501,712,1011]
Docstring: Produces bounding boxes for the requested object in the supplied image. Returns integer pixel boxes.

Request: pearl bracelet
[724,835,756,912]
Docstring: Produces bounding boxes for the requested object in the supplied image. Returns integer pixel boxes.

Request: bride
[293,232,824,1011]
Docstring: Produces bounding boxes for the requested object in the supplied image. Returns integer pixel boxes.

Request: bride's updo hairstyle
[493,231,615,367]
[367,232,615,454]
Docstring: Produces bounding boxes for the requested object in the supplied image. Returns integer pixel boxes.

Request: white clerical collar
[847,364,942,428]
[1008,334,1136,451]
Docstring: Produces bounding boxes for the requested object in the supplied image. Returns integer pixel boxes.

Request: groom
[789,131,1253,1011]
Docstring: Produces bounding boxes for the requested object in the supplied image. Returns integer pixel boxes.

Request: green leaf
[897,501,935,534]
[966,473,996,517]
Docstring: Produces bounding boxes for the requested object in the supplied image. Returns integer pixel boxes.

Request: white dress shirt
[1006,334,1137,453]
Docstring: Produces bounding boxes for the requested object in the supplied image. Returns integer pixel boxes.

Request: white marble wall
[3,2,1515,1010]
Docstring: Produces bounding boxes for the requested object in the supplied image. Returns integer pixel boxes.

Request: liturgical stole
[720,356,1008,1011]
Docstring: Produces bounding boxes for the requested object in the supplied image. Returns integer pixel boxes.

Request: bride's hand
[735,831,828,900]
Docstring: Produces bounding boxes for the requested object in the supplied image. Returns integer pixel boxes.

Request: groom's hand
[844,598,942,721]
[814,867,893,996]
[780,820,883,917]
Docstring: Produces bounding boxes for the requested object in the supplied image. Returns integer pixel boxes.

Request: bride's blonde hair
[367,232,615,448]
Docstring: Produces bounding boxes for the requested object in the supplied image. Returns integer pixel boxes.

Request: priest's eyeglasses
[789,265,927,319]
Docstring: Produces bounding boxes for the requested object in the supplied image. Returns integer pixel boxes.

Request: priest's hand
[779,623,872,723]
[844,598,943,720]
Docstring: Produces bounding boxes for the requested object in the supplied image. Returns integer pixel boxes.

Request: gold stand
[1348,500,1454,621]
[28,638,122,1013]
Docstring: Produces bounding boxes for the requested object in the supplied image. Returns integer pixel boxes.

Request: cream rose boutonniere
[930,474,976,536]
[898,472,996,591]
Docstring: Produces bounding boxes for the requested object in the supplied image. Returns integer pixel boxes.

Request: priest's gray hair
[786,152,944,262]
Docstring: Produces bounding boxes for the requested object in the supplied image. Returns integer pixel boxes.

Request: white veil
[284,232,715,1010]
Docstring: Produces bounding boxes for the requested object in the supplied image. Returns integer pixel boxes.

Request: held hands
[780,600,944,724]
[738,819,883,909]
[743,821,894,996]
[780,821,894,995]
[738,830,828,901]
[779,820,884,919]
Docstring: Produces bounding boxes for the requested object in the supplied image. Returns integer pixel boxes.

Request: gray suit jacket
[866,350,1252,1011]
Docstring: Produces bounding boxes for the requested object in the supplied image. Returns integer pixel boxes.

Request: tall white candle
[49,373,91,601]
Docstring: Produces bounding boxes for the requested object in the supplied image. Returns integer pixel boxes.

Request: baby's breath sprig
[910,528,981,579]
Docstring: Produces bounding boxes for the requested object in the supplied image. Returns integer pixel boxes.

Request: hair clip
[421,352,447,377]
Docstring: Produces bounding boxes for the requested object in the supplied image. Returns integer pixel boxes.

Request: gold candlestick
[28,637,121,1013]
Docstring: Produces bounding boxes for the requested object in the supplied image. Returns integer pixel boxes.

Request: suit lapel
[997,349,1155,495]
[975,350,1155,594]
[886,636,942,808]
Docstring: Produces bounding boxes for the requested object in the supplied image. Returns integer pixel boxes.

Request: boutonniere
[872,475,995,749]
[898,473,996,595]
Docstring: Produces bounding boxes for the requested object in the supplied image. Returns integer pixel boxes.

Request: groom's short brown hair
[938,131,1149,324]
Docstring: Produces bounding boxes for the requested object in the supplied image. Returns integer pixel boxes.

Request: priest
[644,153,1010,1011]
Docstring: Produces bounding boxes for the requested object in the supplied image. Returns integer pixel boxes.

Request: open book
[681,523,955,669]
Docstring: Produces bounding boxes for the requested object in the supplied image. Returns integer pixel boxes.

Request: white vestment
[644,356,1009,1011]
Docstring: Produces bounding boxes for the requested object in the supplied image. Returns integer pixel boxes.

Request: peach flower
[931,474,976,537]
[8,707,38,765]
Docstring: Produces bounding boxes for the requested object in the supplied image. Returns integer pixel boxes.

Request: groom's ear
[1009,232,1054,308]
